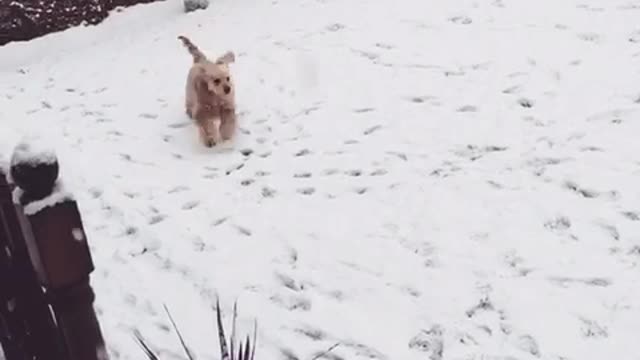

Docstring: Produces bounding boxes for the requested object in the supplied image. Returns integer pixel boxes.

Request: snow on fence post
[0,162,65,359]
[7,140,109,360]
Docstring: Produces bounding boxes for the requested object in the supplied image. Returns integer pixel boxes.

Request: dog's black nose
[223,85,231,94]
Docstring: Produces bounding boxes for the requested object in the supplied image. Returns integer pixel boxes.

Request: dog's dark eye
[213,78,221,85]
[226,77,230,82]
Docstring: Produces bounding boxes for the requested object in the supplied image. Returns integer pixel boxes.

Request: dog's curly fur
[178,35,236,147]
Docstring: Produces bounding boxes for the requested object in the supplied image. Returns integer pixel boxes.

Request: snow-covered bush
[183,0,209,13]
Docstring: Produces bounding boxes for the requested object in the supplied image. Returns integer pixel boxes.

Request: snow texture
[12,178,74,214]
[0,127,18,176]
[72,227,86,242]
[10,135,58,167]
[18,180,74,215]
[1,0,640,359]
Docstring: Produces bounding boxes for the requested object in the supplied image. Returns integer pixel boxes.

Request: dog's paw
[205,137,217,147]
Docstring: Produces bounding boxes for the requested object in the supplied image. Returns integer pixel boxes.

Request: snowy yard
[2,0,640,359]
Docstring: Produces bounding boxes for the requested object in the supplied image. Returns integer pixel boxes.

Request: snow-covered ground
[2,0,640,359]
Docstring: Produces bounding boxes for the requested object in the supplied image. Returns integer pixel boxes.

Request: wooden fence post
[0,167,65,359]
[6,141,109,360]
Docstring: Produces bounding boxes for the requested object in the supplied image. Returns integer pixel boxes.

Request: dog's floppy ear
[215,51,235,64]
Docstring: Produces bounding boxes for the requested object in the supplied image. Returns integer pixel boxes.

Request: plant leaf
[163,304,195,360]
[133,329,160,360]
[216,297,231,360]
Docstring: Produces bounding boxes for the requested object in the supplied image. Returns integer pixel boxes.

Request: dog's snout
[223,85,231,94]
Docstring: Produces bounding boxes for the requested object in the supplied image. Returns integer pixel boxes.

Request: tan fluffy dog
[178,35,236,147]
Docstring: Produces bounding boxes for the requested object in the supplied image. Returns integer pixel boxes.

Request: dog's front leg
[220,108,237,141]
[198,117,221,147]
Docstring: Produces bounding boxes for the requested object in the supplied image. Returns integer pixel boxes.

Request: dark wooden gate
[0,142,108,360]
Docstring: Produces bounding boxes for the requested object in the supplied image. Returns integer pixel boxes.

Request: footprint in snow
[544,216,571,232]
[124,226,138,237]
[294,327,326,341]
[148,214,166,225]
[297,187,315,195]
[502,85,522,94]
[370,169,387,176]
[621,211,640,221]
[182,201,199,210]
[563,181,599,198]
[123,192,139,199]
[326,23,345,32]
[212,217,228,227]
[275,272,304,292]
[517,98,534,108]
[408,95,435,104]
[139,113,158,119]
[225,163,245,175]
[241,179,255,186]
[235,225,252,236]
[353,187,368,195]
[457,105,478,112]
[449,15,472,25]
[408,325,444,360]
[168,185,189,194]
[515,334,540,357]
[597,222,620,241]
[88,188,103,199]
[577,32,601,43]
[363,125,382,135]
[262,187,277,198]
[275,294,311,311]
[580,318,608,338]
[168,121,190,129]
[295,149,312,157]
[294,172,312,178]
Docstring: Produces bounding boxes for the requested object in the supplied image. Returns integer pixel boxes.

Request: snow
[0,127,19,177]
[1,0,640,359]
[14,180,75,215]
[72,227,86,242]
[10,135,58,167]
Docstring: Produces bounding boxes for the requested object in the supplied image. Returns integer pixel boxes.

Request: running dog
[178,35,236,147]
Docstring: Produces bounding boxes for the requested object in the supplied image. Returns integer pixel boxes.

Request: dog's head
[195,51,236,104]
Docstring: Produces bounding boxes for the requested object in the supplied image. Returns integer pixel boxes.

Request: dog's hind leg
[185,100,194,118]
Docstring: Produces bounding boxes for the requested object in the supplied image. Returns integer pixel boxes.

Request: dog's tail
[178,35,207,63]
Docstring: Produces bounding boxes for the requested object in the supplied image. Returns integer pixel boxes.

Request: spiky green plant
[134,297,257,360]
